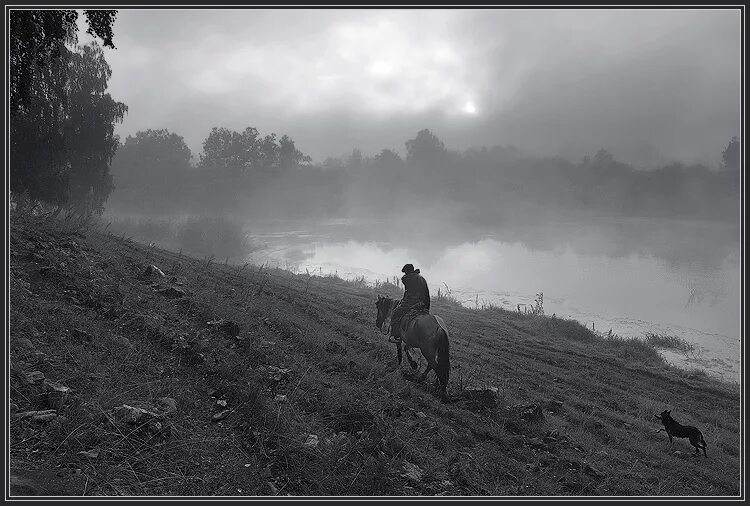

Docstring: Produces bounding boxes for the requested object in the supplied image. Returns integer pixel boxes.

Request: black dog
[655,409,707,457]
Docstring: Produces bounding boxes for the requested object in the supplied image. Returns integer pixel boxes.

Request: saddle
[389,301,429,343]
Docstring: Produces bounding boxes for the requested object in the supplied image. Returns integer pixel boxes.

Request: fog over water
[239,214,741,383]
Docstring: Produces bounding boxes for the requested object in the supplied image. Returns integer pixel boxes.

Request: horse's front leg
[396,342,403,365]
[404,347,419,370]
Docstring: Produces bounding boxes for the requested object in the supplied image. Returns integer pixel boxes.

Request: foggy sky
[84,8,741,168]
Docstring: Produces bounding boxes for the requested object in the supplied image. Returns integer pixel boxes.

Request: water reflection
[245,216,741,383]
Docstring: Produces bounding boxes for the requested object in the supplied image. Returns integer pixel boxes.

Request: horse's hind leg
[421,353,439,384]
[396,343,403,365]
[405,348,418,370]
[419,363,433,382]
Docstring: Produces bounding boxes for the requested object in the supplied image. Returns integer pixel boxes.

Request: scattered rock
[325,340,346,354]
[43,380,72,410]
[15,338,35,351]
[212,409,231,422]
[156,397,178,415]
[21,370,45,385]
[302,434,319,448]
[114,404,158,425]
[9,474,46,496]
[461,387,498,411]
[143,264,166,278]
[415,411,427,419]
[37,265,53,276]
[267,367,291,382]
[520,405,545,423]
[545,400,564,412]
[155,286,186,298]
[32,351,48,364]
[15,409,58,423]
[274,394,288,403]
[398,386,412,400]
[565,460,582,470]
[584,464,606,478]
[113,399,175,425]
[527,437,547,450]
[148,421,164,435]
[216,399,228,408]
[207,319,241,337]
[71,329,93,342]
[78,448,100,459]
[117,336,134,349]
[401,461,424,483]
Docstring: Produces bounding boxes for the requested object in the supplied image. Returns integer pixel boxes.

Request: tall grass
[643,332,695,354]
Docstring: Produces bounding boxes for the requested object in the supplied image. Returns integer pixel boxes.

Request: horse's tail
[436,325,450,394]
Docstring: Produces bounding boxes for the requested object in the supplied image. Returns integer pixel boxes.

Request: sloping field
[8,213,742,497]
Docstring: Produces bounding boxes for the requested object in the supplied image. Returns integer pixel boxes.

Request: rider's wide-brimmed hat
[402,264,415,273]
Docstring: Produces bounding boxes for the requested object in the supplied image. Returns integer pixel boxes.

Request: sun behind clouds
[462,100,478,115]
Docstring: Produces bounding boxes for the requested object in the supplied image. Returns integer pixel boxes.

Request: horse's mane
[378,296,398,314]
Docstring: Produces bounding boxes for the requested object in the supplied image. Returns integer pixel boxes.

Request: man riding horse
[390,263,430,341]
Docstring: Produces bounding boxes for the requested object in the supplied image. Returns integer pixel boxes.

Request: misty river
[243,215,741,384]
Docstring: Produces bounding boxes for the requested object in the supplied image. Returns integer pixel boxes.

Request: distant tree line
[10,10,126,219]
[107,126,343,217]
[108,127,740,224]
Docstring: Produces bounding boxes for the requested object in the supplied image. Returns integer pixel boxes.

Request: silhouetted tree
[10,10,121,214]
[346,149,364,173]
[111,129,192,190]
[593,149,614,166]
[279,134,312,171]
[198,127,262,177]
[64,44,127,216]
[10,10,116,116]
[405,129,447,166]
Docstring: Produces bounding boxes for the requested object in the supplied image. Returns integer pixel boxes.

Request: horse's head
[375,295,394,330]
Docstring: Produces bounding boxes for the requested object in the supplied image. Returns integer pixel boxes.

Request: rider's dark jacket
[401,269,430,311]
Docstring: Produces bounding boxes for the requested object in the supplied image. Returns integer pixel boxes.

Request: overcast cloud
[85,8,741,167]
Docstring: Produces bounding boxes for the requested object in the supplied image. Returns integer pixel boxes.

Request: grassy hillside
[8,212,742,497]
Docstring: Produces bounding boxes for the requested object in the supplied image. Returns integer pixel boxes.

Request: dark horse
[375,295,450,396]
